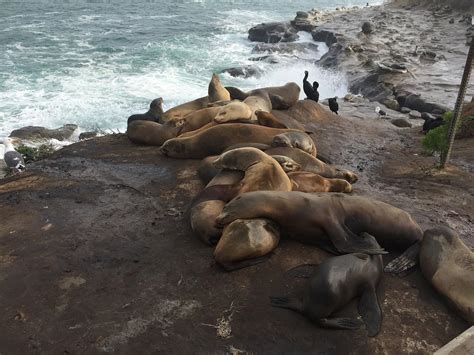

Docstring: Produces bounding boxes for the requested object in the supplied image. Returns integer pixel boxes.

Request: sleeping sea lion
[271,131,316,156]
[214,218,281,271]
[288,172,352,193]
[256,110,308,132]
[208,73,231,102]
[216,191,422,256]
[271,249,383,336]
[225,82,300,109]
[174,106,222,135]
[126,120,182,146]
[127,98,164,125]
[419,227,474,324]
[242,89,272,119]
[160,124,301,159]
[264,146,357,183]
[214,101,253,123]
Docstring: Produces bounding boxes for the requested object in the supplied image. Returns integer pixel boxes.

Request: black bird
[312,81,320,102]
[423,117,445,133]
[328,97,339,115]
[127,97,164,125]
[303,71,319,102]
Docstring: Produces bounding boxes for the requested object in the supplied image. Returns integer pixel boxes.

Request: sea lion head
[212,147,262,171]
[270,155,301,173]
[272,132,316,156]
[214,102,252,123]
[149,97,164,120]
[159,138,187,157]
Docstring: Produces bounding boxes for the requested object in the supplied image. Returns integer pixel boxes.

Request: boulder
[248,22,298,43]
[409,110,422,119]
[362,21,374,34]
[311,29,338,46]
[221,66,260,78]
[79,131,98,140]
[383,98,400,111]
[400,107,411,114]
[421,112,436,120]
[291,12,316,32]
[10,124,78,141]
[390,118,412,128]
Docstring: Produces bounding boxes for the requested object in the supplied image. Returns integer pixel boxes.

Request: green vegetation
[422,111,452,155]
[16,143,56,164]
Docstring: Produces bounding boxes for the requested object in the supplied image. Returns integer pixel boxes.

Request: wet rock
[361,21,374,34]
[248,22,298,43]
[10,124,78,142]
[421,112,436,121]
[449,18,455,24]
[317,43,344,67]
[391,118,412,128]
[409,110,422,119]
[349,73,394,102]
[221,66,260,78]
[377,62,408,74]
[79,132,98,140]
[252,42,318,55]
[383,99,400,111]
[291,12,316,32]
[311,29,338,46]
[248,55,279,64]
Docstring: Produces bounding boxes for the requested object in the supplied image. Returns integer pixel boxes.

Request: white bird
[2,137,25,172]
[375,106,387,117]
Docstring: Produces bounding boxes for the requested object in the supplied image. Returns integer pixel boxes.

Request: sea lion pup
[264,146,358,183]
[208,73,231,102]
[127,97,164,125]
[126,120,182,146]
[216,191,422,255]
[159,124,300,159]
[288,172,352,193]
[214,101,253,123]
[212,147,292,193]
[225,82,300,110]
[419,227,474,324]
[271,248,383,336]
[271,131,316,156]
[214,218,280,271]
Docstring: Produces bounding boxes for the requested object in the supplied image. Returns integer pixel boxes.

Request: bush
[16,143,56,164]
[422,111,452,154]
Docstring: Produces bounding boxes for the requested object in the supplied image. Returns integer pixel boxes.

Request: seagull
[2,137,25,173]
[375,106,387,117]
[328,97,339,115]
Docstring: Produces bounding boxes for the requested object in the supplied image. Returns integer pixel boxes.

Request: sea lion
[271,249,383,336]
[212,147,293,193]
[270,155,301,173]
[214,218,281,271]
[256,110,288,128]
[174,106,222,135]
[288,172,352,193]
[419,227,474,324]
[264,146,358,183]
[208,73,231,103]
[271,131,316,156]
[190,171,243,246]
[242,90,272,119]
[225,82,300,109]
[127,97,164,125]
[214,101,253,123]
[160,124,300,159]
[216,191,422,255]
[126,120,181,146]
[162,96,210,121]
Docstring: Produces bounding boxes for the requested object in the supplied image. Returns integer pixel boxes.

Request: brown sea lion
[419,227,474,324]
[214,218,280,271]
[288,172,352,193]
[209,73,231,102]
[162,96,210,121]
[175,106,222,135]
[242,90,272,119]
[214,101,253,123]
[225,82,300,109]
[212,147,292,193]
[216,191,422,255]
[264,146,358,183]
[272,131,316,156]
[256,110,308,132]
[126,120,181,146]
[127,97,164,125]
[271,249,383,336]
[160,124,300,159]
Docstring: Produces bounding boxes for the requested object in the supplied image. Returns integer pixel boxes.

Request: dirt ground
[0,100,472,354]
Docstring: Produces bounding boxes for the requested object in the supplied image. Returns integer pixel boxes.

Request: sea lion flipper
[219,255,271,272]
[318,317,362,330]
[286,264,319,278]
[328,225,386,255]
[358,288,382,337]
[384,241,421,275]
[269,296,304,312]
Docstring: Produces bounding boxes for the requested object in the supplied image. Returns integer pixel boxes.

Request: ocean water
[0,0,383,139]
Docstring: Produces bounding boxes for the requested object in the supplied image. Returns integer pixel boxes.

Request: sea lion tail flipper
[329,226,387,255]
[358,288,382,337]
[269,296,303,312]
[384,241,421,276]
[318,317,362,330]
[219,255,271,272]
[286,264,318,278]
